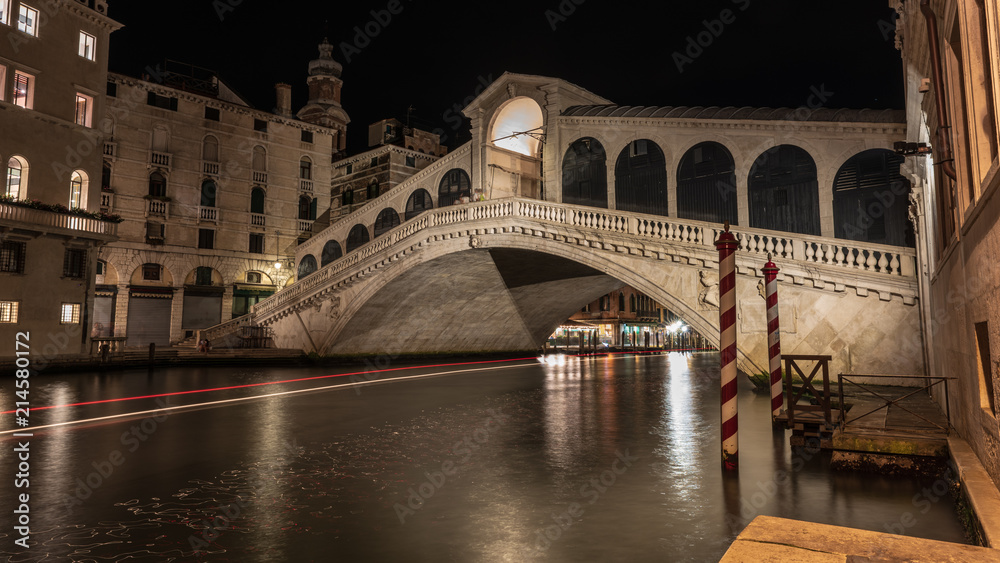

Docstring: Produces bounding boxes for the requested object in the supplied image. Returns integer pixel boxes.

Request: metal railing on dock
[837,374,954,434]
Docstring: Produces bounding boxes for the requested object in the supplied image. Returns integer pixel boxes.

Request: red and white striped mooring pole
[763,254,783,423]
[716,222,739,471]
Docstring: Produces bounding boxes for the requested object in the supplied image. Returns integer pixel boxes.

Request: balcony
[298,220,313,233]
[0,201,117,237]
[100,192,114,211]
[250,213,266,227]
[199,206,218,222]
[203,161,220,175]
[103,142,117,158]
[146,199,168,217]
[300,179,313,192]
[253,171,268,184]
[151,151,171,169]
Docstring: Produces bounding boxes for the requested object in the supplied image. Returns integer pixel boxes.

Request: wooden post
[763,254,783,423]
[716,222,739,471]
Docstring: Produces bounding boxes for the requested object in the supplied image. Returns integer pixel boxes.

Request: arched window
[200,180,217,207]
[618,292,625,311]
[562,137,607,208]
[615,139,668,216]
[321,240,343,266]
[102,160,112,191]
[833,149,913,246]
[629,294,636,313]
[202,135,219,162]
[346,224,370,253]
[69,170,87,208]
[405,189,433,220]
[298,195,313,220]
[367,180,380,200]
[250,187,265,214]
[5,156,27,199]
[438,169,471,206]
[677,142,737,224]
[148,171,166,197]
[373,208,400,238]
[252,146,266,171]
[748,145,820,235]
[297,255,317,279]
[299,157,312,180]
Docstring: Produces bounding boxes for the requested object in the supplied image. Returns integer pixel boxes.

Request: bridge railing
[251,196,917,322]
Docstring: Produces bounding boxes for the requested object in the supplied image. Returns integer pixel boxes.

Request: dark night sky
[107,0,903,154]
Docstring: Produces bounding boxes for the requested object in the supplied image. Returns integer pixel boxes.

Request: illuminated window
[0,65,6,102]
[78,31,95,60]
[0,241,26,273]
[13,71,33,109]
[0,1,9,25]
[75,93,94,127]
[69,170,85,208]
[6,156,25,198]
[63,248,86,278]
[0,301,18,324]
[60,303,81,324]
[17,5,37,36]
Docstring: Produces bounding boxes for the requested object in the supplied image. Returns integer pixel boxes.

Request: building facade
[0,0,121,360]
[894,0,1000,484]
[563,287,710,349]
[96,42,346,347]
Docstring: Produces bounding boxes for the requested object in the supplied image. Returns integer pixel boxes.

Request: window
[6,156,25,198]
[299,158,312,180]
[252,146,266,171]
[629,294,636,313]
[106,81,117,97]
[254,119,267,132]
[976,322,996,416]
[0,241,26,273]
[205,107,220,121]
[102,160,111,191]
[148,172,166,197]
[198,229,215,249]
[342,190,353,206]
[63,248,86,278]
[200,180,217,207]
[78,31,96,60]
[301,130,313,143]
[250,187,265,214]
[145,222,164,244]
[367,181,379,200]
[194,266,213,286]
[147,92,178,111]
[74,93,94,127]
[0,0,8,26]
[370,157,378,168]
[298,195,313,220]
[249,233,264,254]
[96,260,105,275]
[13,71,33,109]
[0,65,6,102]
[142,263,161,280]
[69,170,85,208]
[202,136,219,162]
[406,155,416,167]
[246,271,262,284]
[0,301,18,323]
[60,303,81,324]
[17,5,37,36]
[345,163,353,174]
[618,293,625,311]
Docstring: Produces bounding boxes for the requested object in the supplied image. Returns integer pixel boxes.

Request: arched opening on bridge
[373,208,401,238]
[297,254,317,279]
[489,96,544,157]
[346,224,370,253]
[615,139,668,216]
[833,149,913,246]
[439,169,471,207]
[677,141,737,224]
[321,239,343,267]
[405,189,433,220]
[562,137,608,208]
[748,145,821,235]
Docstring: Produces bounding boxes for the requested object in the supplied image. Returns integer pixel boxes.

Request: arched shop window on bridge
[833,149,913,246]
[562,137,607,208]
[439,169,471,207]
[321,240,343,267]
[677,142,737,224]
[405,189,433,220]
[748,145,820,235]
[373,208,401,238]
[297,254,317,279]
[615,139,668,216]
[346,224,370,253]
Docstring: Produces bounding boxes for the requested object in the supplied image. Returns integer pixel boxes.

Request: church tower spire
[297,38,350,152]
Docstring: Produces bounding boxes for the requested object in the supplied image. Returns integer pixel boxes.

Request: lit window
[69,170,84,208]
[0,241,26,273]
[0,65,6,102]
[0,0,9,26]
[17,5,37,36]
[13,71,33,109]
[0,301,18,323]
[6,156,25,198]
[78,31,95,60]
[60,303,81,324]
[75,93,93,127]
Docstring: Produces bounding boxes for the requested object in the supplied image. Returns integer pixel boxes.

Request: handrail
[837,373,954,433]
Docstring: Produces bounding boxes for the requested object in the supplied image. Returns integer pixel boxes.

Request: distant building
[95,41,346,347]
[0,0,121,359]
[562,287,708,349]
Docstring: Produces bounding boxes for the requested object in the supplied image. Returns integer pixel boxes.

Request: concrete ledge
[721,515,1000,562]
[949,436,1000,547]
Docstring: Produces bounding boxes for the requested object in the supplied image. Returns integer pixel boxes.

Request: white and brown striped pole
[716,222,739,471]
[763,254,783,423]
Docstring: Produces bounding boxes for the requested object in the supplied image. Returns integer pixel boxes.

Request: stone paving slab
[721,516,1000,562]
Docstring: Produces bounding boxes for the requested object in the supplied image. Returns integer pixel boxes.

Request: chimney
[275,83,292,117]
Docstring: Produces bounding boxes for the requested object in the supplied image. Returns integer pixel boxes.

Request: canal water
[0,352,967,561]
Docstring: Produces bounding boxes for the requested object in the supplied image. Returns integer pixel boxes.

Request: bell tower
[298,38,350,153]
